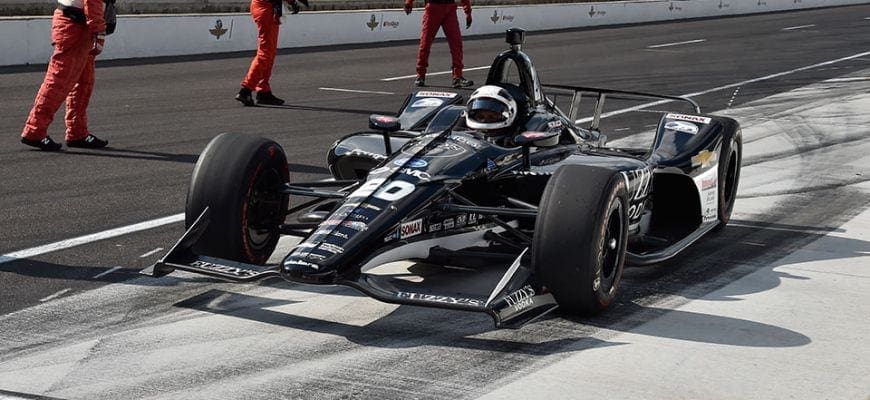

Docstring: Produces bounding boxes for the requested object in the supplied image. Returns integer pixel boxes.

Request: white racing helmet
[465,85,518,133]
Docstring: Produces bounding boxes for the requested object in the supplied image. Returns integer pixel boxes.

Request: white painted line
[576,49,870,124]
[0,213,184,265]
[741,241,767,247]
[319,87,395,95]
[865,17,870,20]
[381,65,489,81]
[646,39,706,49]
[782,24,816,31]
[139,247,164,258]
[92,266,123,279]
[40,288,72,302]
[825,76,870,82]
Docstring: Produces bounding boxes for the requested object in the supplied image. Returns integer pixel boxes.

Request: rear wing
[542,84,701,136]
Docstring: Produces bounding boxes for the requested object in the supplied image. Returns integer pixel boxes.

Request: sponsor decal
[399,219,423,239]
[365,14,400,31]
[664,120,699,135]
[318,242,344,255]
[694,168,719,223]
[468,213,479,223]
[393,157,428,168]
[668,2,683,11]
[209,19,231,40]
[443,218,455,230]
[503,285,536,312]
[622,168,653,220]
[331,231,349,240]
[295,242,318,249]
[486,159,497,171]
[489,10,516,23]
[342,221,368,231]
[665,113,712,124]
[397,291,485,307]
[191,260,255,277]
[307,253,327,261]
[449,135,484,149]
[399,168,432,182]
[718,0,731,8]
[347,148,387,160]
[284,259,319,270]
[456,214,467,227]
[701,176,717,190]
[588,5,606,17]
[360,203,382,212]
[691,150,718,168]
[416,91,458,98]
[428,222,443,233]
[411,98,444,108]
[384,229,399,242]
[402,142,466,158]
[547,120,563,130]
[348,212,369,221]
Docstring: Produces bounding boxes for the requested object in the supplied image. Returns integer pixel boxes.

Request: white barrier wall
[1,0,868,66]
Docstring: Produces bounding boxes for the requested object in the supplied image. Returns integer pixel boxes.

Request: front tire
[186,133,289,264]
[532,165,629,315]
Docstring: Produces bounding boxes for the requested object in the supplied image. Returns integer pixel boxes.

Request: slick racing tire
[532,165,629,315]
[186,133,289,264]
[717,130,742,227]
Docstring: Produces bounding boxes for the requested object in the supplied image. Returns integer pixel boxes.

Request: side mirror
[369,114,401,133]
[513,130,559,147]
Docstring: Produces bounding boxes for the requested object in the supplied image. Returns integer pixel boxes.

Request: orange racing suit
[21,0,105,142]
[412,0,472,79]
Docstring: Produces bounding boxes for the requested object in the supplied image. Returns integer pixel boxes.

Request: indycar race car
[144,29,742,328]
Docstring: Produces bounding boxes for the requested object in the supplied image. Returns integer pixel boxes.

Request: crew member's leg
[21,11,91,149]
[415,3,448,85]
[64,53,108,147]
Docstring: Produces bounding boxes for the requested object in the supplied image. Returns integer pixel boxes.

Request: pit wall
[1,0,866,66]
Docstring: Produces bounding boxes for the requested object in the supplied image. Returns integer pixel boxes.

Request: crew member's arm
[461,0,472,28]
[83,0,106,55]
[83,0,106,33]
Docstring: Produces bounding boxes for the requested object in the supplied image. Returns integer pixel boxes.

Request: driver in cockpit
[464,85,521,146]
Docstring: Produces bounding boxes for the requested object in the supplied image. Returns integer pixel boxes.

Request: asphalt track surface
[0,5,869,399]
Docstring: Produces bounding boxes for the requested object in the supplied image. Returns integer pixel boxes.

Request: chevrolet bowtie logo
[691,150,718,168]
[367,15,378,31]
[209,19,228,39]
[490,10,499,23]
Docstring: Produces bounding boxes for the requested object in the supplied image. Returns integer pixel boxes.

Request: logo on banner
[209,19,231,39]
[366,14,399,31]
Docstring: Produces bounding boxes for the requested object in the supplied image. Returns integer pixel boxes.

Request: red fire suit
[413,0,472,79]
[241,0,280,93]
[22,0,105,142]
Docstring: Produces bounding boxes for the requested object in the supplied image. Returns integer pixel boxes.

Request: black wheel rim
[245,167,284,251]
[600,200,625,287]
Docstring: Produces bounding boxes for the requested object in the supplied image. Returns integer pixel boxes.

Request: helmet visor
[467,99,510,124]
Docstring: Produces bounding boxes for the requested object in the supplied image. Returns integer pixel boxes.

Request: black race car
[144,29,741,328]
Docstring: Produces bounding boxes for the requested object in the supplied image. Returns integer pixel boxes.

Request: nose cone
[280,256,337,284]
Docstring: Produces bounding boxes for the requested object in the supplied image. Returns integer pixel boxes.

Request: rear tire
[532,165,629,315]
[717,131,742,226]
[186,133,289,264]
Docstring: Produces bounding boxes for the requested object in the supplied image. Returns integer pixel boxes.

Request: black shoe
[452,76,473,88]
[414,76,426,87]
[66,134,108,149]
[235,87,254,106]
[256,91,285,105]
[21,136,62,151]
